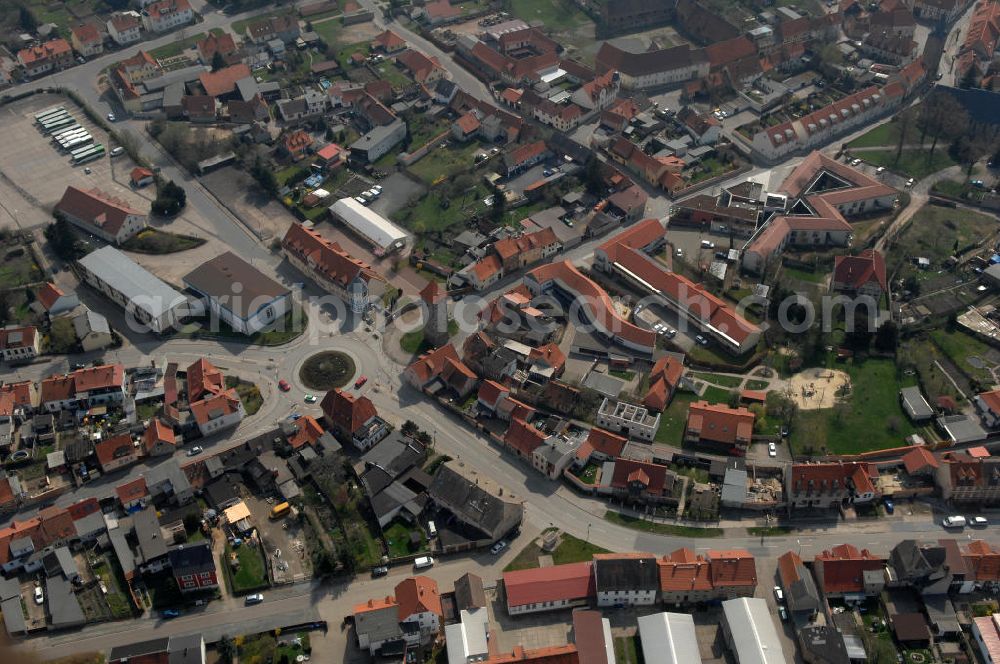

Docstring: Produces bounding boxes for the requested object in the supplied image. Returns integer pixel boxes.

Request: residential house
[197,32,238,66]
[571,69,621,112]
[608,459,678,504]
[503,141,551,176]
[277,89,328,122]
[503,561,594,615]
[777,551,821,616]
[169,542,218,592]
[414,0,462,25]
[353,596,407,655]
[55,186,147,245]
[684,402,755,455]
[143,419,175,457]
[320,388,389,451]
[593,553,659,607]
[72,310,113,352]
[107,13,142,46]
[17,39,73,78]
[243,15,300,44]
[142,0,194,33]
[70,24,104,58]
[606,184,649,223]
[832,249,887,299]
[596,399,661,442]
[314,143,346,171]
[0,327,40,364]
[658,548,758,605]
[452,111,481,142]
[643,356,684,412]
[813,544,886,601]
[395,576,443,642]
[901,446,940,477]
[975,389,1000,428]
[788,462,878,510]
[403,344,478,398]
[594,42,709,90]
[199,63,251,99]
[280,129,313,161]
[190,390,244,437]
[935,452,1000,504]
[130,167,156,188]
[373,29,406,54]
[95,433,139,474]
[426,463,523,547]
[281,223,386,312]
[35,283,80,318]
[396,49,445,84]
[116,477,149,511]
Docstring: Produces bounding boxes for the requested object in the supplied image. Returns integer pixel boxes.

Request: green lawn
[931,179,968,198]
[614,635,643,664]
[149,29,223,59]
[847,122,902,148]
[394,187,489,233]
[701,385,733,404]
[746,380,769,391]
[384,520,427,558]
[224,543,269,594]
[571,462,600,484]
[783,266,828,284]
[789,359,917,455]
[504,532,607,572]
[888,203,998,276]
[858,149,957,180]
[609,369,636,381]
[374,62,411,87]
[655,391,698,444]
[226,377,263,416]
[691,372,742,388]
[407,141,486,185]
[509,0,590,29]
[930,328,997,385]
[605,511,723,537]
[0,244,42,286]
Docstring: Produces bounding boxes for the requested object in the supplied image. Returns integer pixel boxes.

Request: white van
[427,521,437,538]
[414,556,434,570]
[942,515,966,528]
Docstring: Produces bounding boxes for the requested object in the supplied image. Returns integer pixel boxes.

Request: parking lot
[20,578,46,629]
[242,493,312,585]
[0,93,142,213]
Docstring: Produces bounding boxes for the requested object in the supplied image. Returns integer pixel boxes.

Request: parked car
[490,540,508,555]
[905,177,915,188]
[245,593,264,605]
[186,446,204,457]
[942,515,967,528]
[278,379,291,392]
[768,442,777,457]
[371,566,389,578]
[162,609,181,618]
[355,375,368,389]
[778,606,789,621]
[110,147,125,157]
[354,195,369,206]
[850,158,862,166]
[883,498,894,514]
[34,586,44,605]
[107,112,116,122]
[773,586,784,602]
[542,169,553,177]
[665,328,677,338]
[875,166,885,174]
[304,394,317,403]
[694,335,709,346]
[971,516,989,527]
[700,239,715,249]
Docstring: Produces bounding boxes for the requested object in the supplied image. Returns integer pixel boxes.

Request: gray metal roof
[637,612,702,664]
[721,597,785,664]
[900,386,934,420]
[1,597,26,635]
[78,246,188,323]
[46,575,85,628]
[133,508,169,563]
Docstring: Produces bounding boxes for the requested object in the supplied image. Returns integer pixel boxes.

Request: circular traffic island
[298,351,356,391]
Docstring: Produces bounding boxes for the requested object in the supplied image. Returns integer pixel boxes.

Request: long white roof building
[637,612,702,664]
[328,197,409,255]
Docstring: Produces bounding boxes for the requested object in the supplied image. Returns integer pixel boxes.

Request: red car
[354,375,368,389]
[278,380,291,392]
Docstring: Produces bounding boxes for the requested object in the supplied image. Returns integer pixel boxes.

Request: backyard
[0,243,42,287]
[407,141,488,185]
[929,327,998,387]
[223,541,269,594]
[225,377,263,416]
[383,519,428,558]
[887,203,998,277]
[789,358,919,455]
[654,391,699,444]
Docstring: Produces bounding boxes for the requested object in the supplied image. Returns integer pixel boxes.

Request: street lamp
[586,523,592,542]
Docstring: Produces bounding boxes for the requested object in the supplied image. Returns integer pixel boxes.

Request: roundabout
[298,350,357,391]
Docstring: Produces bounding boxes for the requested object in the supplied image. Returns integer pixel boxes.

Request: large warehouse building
[77,246,191,334]
[328,197,409,255]
[183,251,292,335]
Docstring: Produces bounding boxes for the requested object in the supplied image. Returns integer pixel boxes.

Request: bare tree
[894,106,918,162]
[919,94,969,161]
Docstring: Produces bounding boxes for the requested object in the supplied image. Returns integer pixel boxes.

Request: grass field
[407,141,485,184]
[783,266,828,284]
[655,391,698,444]
[614,636,643,664]
[0,243,42,286]
[224,542,269,594]
[888,203,998,275]
[847,122,901,148]
[691,372,742,388]
[509,0,590,29]
[504,532,608,572]
[384,519,427,558]
[859,149,957,180]
[226,377,263,416]
[605,511,723,537]
[789,359,917,455]
[929,328,998,386]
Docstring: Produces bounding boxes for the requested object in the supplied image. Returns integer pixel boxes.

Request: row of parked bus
[34,105,108,166]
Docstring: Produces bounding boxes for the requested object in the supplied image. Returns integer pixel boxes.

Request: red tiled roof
[507,140,548,168]
[288,415,324,450]
[373,29,405,51]
[791,461,877,496]
[73,364,124,394]
[610,459,670,495]
[0,393,13,420]
[321,389,378,434]
[644,356,683,411]
[146,0,191,20]
[707,549,757,588]
[686,401,755,445]
[36,283,65,311]
[586,428,627,458]
[0,381,35,409]
[472,254,503,283]
[478,380,509,408]
[394,576,442,619]
[901,446,940,474]
[199,63,251,97]
[40,375,75,403]
[282,223,382,288]
[396,49,442,82]
[18,39,71,66]
[0,326,37,352]
[143,419,175,453]
[455,112,481,134]
[979,389,1000,416]
[503,561,594,607]
[71,23,102,46]
[526,261,656,350]
[116,477,148,505]
[968,445,992,459]
[834,249,887,292]
[964,540,1000,581]
[658,548,712,592]
[198,32,237,61]
[316,143,344,162]
[814,544,885,594]
[56,186,144,238]
[489,645,579,664]
[187,358,225,402]
[778,551,806,589]
[130,167,155,184]
[190,390,241,425]
[95,433,135,468]
[528,343,565,373]
[505,418,547,456]
[406,343,463,386]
